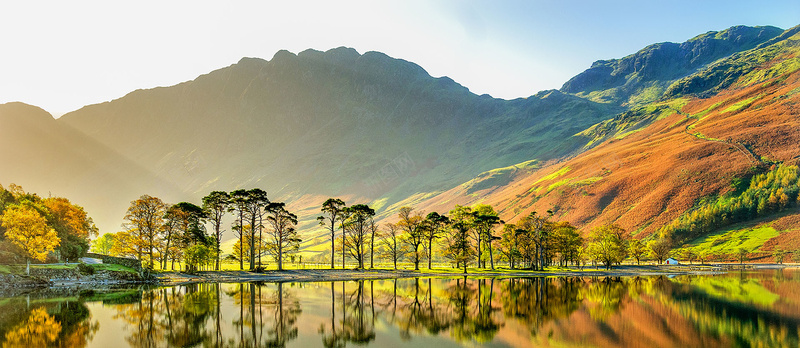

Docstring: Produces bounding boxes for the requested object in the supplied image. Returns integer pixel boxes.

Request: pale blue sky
[1,0,798,115]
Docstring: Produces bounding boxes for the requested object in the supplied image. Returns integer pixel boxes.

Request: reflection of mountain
[2,272,800,347]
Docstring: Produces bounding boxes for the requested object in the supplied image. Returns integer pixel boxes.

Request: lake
[1,269,799,347]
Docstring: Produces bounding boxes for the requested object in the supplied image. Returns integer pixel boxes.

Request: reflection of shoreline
[1,270,799,348]
[157,265,788,284]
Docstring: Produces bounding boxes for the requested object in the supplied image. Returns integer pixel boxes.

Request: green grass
[680,224,780,255]
[31,264,74,270]
[689,131,724,142]
[613,129,642,140]
[81,289,142,303]
[579,98,688,147]
[91,263,138,273]
[534,166,571,185]
[738,56,800,87]
[462,160,540,195]
[547,178,573,191]
[626,83,666,106]
[0,265,13,274]
[691,101,724,119]
[666,31,800,97]
[651,98,689,119]
[370,197,389,211]
[570,176,604,187]
[722,96,757,113]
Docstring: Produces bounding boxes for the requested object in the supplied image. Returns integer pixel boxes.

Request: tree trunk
[331,223,335,269]
[370,231,374,269]
[215,234,221,271]
[26,259,30,276]
[476,235,482,269]
[258,214,263,268]
[239,212,244,271]
[148,235,153,269]
[428,238,433,269]
[341,223,346,269]
[359,238,364,269]
[278,235,283,271]
[488,236,495,270]
[164,237,171,270]
[414,246,420,271]
[250,215,256,270]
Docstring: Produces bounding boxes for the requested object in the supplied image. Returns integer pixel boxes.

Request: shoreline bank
[1,264,792,289]
[156,263,793,285]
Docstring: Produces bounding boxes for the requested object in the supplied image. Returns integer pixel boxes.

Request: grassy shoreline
[0,263,790,288]
[156,263,793,284]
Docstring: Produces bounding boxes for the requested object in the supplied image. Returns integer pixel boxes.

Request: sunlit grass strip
[722,96,757,113]
[534,166,571,185]
[681,225,780,256]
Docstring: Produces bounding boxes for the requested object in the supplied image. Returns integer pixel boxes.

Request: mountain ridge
[2,23,795,257]
[412,24,800,260]
[561,25,783,106]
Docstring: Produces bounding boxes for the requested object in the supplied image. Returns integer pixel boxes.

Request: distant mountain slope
[417,25,800,254]
[562,25,782,107]
[2,24,791,248]
[57,47,617,233]
[0,102,183,232]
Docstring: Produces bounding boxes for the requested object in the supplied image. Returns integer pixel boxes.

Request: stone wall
[0,273,51,288]
[85,253,143,271]
[26,267,143,284]
[29,267,81,280]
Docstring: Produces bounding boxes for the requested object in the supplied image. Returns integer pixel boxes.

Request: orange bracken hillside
[417,37,800,242]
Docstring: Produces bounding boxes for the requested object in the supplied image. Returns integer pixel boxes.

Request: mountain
[2,24,795,259]
[561,25,783,107]
[0,102,183,232]
[416,24,800,258]
[55,47,617,233]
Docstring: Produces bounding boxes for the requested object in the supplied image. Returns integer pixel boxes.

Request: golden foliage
[42,197,97,240]
[0,205,60,261]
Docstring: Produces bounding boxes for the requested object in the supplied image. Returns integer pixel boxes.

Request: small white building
[665,258,680,265]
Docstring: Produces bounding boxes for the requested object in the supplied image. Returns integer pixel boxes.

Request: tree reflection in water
[221,282,302,347]
[0,296,98,348]
[2,271,800,347]
[319,280,376,347]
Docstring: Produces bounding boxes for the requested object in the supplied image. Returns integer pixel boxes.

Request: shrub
[0,251,21,264]
[0,241,22,264]
[78,263,95,275]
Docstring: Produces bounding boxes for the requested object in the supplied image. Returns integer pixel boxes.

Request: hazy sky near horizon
[1,0,798,116]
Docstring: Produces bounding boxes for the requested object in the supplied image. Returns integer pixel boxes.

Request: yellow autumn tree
[233,227,253,264]
[0,204,60,266]
[123,195,166,269]
[109,231,138,258]
[42,197,98,261]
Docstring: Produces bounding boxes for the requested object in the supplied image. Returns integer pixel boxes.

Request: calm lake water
[1,269,799,347]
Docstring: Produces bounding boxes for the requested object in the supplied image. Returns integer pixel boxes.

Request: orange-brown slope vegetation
[418,50,800,240]
[762,213,800,253]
